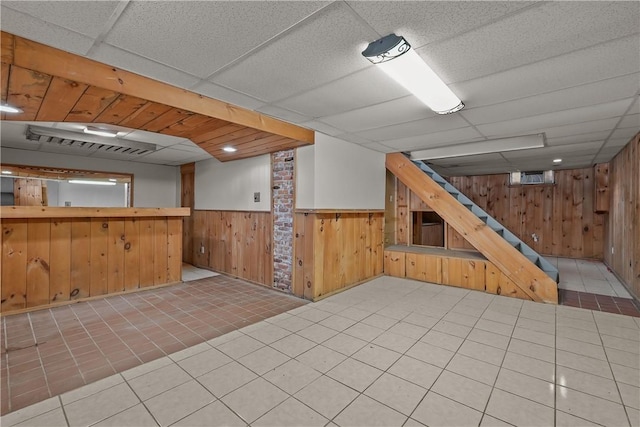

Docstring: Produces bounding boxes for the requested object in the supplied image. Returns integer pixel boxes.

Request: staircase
[386,152,559,303]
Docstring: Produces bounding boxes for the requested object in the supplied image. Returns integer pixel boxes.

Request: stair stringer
[386,153,558,304]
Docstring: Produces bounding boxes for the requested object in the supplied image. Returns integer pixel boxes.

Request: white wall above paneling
[296,133,385,210]
[195,155,271,211]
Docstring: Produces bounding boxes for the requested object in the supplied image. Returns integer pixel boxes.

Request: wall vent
[510,170,554,185]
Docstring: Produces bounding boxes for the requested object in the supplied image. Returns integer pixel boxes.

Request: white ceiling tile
[189,81,266,111]
[462,73,640,126]
[0,7,94,55]
[476,98,634,137]
[134,147,200,163]
[608,128,639,143]
[546,131,611,147]
[276,66,410,117]
[90,43,201,89]
[104,1,329,78]
[593,147,625,163]
[300,120,343,137]
[355,114,469,142]
[429,153,506,167]
[320,96,434,133]
[333,133,375,145]
[2,1,121,38]
[174,142,209,154]
[618,113,640,129]
[422,2,640,83]
[543,118,620,139]
[383,127,484,151]
[255,105,312,124]
[605,138,634,149]
[212,2,378,101]
[501,141,603,160]
[358,142,396,153]
[450,35,640,109]
[347,1,534,50]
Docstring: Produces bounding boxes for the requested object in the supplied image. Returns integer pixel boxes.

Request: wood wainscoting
[384,246,533,301]
[191,210,273,286]
[1,207,188,313]
[293,211,384,300]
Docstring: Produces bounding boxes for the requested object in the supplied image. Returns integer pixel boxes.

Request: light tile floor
[3,276,639,427]
[550,257,632,298]
[182,263,219,282]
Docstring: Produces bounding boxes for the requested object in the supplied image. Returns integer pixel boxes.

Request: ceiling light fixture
[362,33,464,115]
[68,180,117,186]
[410,134,545,160]
[0,103,23,114]
[1,170,13,175]
[223,146,237,153]
[553,158,562,163]
[108,178,117,182]
[83,126,118,138]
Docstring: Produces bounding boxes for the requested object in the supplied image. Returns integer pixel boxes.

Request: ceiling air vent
[510,170,554,185]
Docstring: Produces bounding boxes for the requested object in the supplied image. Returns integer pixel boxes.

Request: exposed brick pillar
[272,149,295,292]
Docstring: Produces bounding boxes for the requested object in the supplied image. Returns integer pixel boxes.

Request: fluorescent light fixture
[83,126,118,138]
[108,178,117,182]
[362,34,464,115]
[223,146,237,153]
[411,134,545,160]
[0,104,23,113]
[553,158,562,163]
[68,180,116,186]
[1,170,13,175]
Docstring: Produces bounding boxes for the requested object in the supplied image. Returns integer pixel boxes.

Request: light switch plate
[254,192,260,203]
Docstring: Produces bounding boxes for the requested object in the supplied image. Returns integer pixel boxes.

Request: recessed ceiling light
[362,33,464,115]
[1,170,13,175]
[223,146,237,153]
[0,104,23,114]
[553,158,563,163]
[68,180,117,186]
[83,126,118,138]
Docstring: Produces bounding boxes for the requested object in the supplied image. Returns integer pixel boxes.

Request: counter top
[1,206,191,218]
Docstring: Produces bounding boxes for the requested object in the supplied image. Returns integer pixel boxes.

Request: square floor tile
[61,374,124,405]
[486,389,554,427]
[270,334,316,358]
[120,356,173,381]
[507,338,555,363]
[372,331,417,353]
[557,337,606,361]
[216,335,265,359]
[495,368,555,407]
[64,383,139,426]
[9,407,67,427]
[420,330,463,352]
[0,397,60,427]
[556,350,613,379]
[511,327,555,348]
[323,333,368,356]
[296,308,332,323]
[557,365,621,403]
[295,345,346,373]
[197,361,257,398]
[127,363,191,401]
[431,370,491,411]
[172,400,246,426]
[479,414,513,426]
[446,353,499,386]
[237,346,290,376]
[92,404,157,427]
[343,323,386,342]
[556,385,630,426]
[334,395,407,427]
[253,397,327,427]
[465,328,510,350]
[610,363,640,387]
[554,410,601,426]
[605,347,640,370]
[352,344,402,371]
[364,372,427,416]
[474,319,514,337]
[222,378,288,424]
[177,347,232,377]
[405,341,454,368]
[296,324,339,344]
[502,352,555,382]
[326,358,383,392]
[388,356,442,390]
[361,314,399,330]
[143,380,215,426]
[243,323,291,345]
[412,391,482,427]
[618,382,640,410]
[295,376,358,420]
[263,359,321,394]
[402,313,440,329]
[458,340,505,366]
[386,322,429,340]
[319,315,358,332]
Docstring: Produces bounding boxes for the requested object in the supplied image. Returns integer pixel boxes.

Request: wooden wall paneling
[123,218,140,290]
[292,213,306,298]
[167,217,182,283]
[65,86,119,122]
[49,219,71,303]
[372,213,384,276]
[303,213,315,300]
[7,65,51,120]
[108,219,125,293]
[1,219,27,311]
[142,108,193,133]
[90,218,109,295]
[442,257,462,287]
[582,169,595,258]
[384,250,406,278]
[138,219,155,287]
[462,260,485,291]
[181,163,195,264]
[209,211,224,272]
[153,218,168,285]
[594,163,610,213]
[405,252,426,282]
[118,102,172,129]
[396,206,408,245]
[192,210,208,267]
[551,176,563,256]
[36,77,88,121]
[94,94,147,125]
[25,219,50,307]
[1,63,9,105]
[312,215,326,299]
[14,178,43,206]
[384,171,396,246]
[570,170,584,258]
[70,219,91,299]
[542,186,553,255]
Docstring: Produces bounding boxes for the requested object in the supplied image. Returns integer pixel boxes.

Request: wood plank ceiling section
[0,32,314,162]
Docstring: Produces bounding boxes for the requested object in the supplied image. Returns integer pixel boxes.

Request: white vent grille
[510,171,554,185]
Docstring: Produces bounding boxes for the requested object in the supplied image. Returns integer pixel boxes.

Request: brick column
[272,149,294,292]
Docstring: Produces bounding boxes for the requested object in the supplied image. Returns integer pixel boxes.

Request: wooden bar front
[1,207,190,313]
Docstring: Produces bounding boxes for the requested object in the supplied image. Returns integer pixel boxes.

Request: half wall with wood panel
[293,211,384,300]
[1,206,188,313]
[191,210,273,286]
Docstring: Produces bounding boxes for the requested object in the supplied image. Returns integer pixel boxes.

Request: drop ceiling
[1,1,638,175]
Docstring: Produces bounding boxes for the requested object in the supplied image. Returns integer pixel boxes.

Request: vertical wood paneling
[384,250,406,278]
[124,218,140,290]
[167,217,182,283]
[70,219,91,299]
[25,219,50,307]
[302,213,315,300]
[49,219,71,303]
[594,163,610,213]
[153,218,168,285]
[192,210,209,267]
[90,219,109,296]
[138,219,155,287]
[1,219,27,310]
[181,163,195,264]
[396,206,408,245]
[108,219,125,293]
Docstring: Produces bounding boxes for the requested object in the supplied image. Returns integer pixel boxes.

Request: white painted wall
[296,133,385,210]
[195,155,271,211]
[0,148,179,207]
[56,181,127,207]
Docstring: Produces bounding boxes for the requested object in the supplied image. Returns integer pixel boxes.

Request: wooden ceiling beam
[2,31,314,144]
